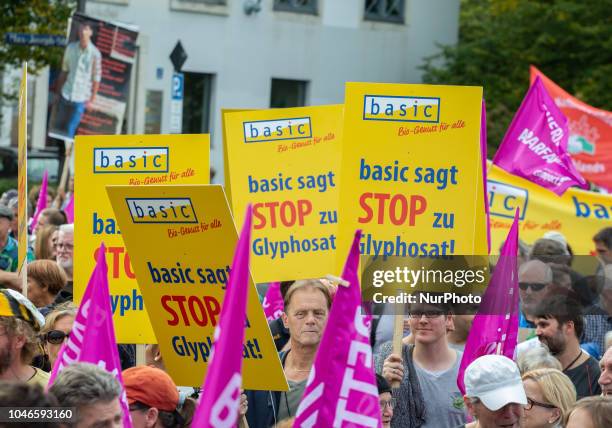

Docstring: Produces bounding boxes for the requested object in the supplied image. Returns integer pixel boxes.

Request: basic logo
[127,198,198,224]
[93,147,169,173]
[243,117,312,143]
[487,180,528,220]
[363,95,440,123]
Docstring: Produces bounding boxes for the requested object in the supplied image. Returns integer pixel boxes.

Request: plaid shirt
[61,41,102,102]
[583,307,612,356]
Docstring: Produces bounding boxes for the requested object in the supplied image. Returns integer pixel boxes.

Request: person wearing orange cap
[123,365,184,428]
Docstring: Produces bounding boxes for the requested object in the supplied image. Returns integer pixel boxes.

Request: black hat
[376,374,391,395]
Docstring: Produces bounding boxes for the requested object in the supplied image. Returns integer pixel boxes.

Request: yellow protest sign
[17,63,27,288]
[225,105,342,282]
[75,134,209,343]
[107,184,287,390]
[488,164,612,255]
[338,83,487,266]
[222,108,252,209]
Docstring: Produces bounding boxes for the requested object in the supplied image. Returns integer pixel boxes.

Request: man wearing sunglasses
[518,260,554,328]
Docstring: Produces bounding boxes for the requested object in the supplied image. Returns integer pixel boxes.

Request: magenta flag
[30,170,48,232]
[64,193,74,223]
[294,230,382,428]
[457,210,520,394]
[262,282,284,321]
[493,76,588,195]
[481,101,491,254]
[191,206,252,428]
[48,242,132,428]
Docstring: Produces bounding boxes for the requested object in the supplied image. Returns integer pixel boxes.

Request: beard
[539,332,566,355]
[0,346,13,375]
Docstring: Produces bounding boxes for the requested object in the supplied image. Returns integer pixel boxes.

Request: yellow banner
[338,83,487,266]
[225,105,342,282]
[488,164,612,255]
[17,63,27,287]
[107,184,287,390]
[75,134,210,343]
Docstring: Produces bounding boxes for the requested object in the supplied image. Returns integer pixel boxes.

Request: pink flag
[48,243,132,428]
[191,206,252,428]
[30,170,48,231]
[294,230,382,428]
[481,101,491,254]
[64,193,74,223]
[457,210,520,394]
[262,282,284,321]
[493,77,588,195]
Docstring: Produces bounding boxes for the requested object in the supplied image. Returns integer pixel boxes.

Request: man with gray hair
[41,224,75,316]
[56,223,74,283]
[49,362,123,428]
[519,259,554,328]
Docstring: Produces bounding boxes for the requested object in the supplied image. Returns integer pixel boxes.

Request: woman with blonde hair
[521,368,577,428]
[34,225,59,260]
[39,302,77,370]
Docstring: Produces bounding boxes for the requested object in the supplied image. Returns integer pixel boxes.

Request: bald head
[519,260,553,284]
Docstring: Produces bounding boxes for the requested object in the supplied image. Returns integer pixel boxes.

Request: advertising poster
[48,13,138,141]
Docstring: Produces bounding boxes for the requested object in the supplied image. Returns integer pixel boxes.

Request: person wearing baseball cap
[123,365,184,428]
[0,288,48,387]
[462,355,528,428]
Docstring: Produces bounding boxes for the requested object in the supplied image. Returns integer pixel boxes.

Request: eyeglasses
[43,330,71,344]
[524,397,557,410]
[518,282,547,292]
[380,398,397,410]
[409,310,446,319]
[55,242,74,251]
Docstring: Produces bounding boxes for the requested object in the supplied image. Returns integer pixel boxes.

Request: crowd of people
[0,180,611,428]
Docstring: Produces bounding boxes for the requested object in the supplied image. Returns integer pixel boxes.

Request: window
[144,90,162,134]
[274,0,317,15]
[182,72,214,134]
[170,0,228,15]
[270,78,308,108]
[364,0,405,24]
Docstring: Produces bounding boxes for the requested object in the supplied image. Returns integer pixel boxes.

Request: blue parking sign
[172,73,184,101]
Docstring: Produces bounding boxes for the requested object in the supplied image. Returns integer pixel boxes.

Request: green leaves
[0,0,74,100]
[421,0,612,152]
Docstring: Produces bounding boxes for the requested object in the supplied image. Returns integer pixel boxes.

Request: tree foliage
[421,0,612,152]
[0,0,75,100]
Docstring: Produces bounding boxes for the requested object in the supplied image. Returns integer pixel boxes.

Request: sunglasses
[44,330,71,344]
[519,282,547,292]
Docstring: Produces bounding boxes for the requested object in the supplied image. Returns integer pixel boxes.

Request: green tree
[1,0,75,100]
[421,0,612,153]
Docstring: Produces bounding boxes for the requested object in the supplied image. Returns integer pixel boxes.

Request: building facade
[3,0,460,183]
